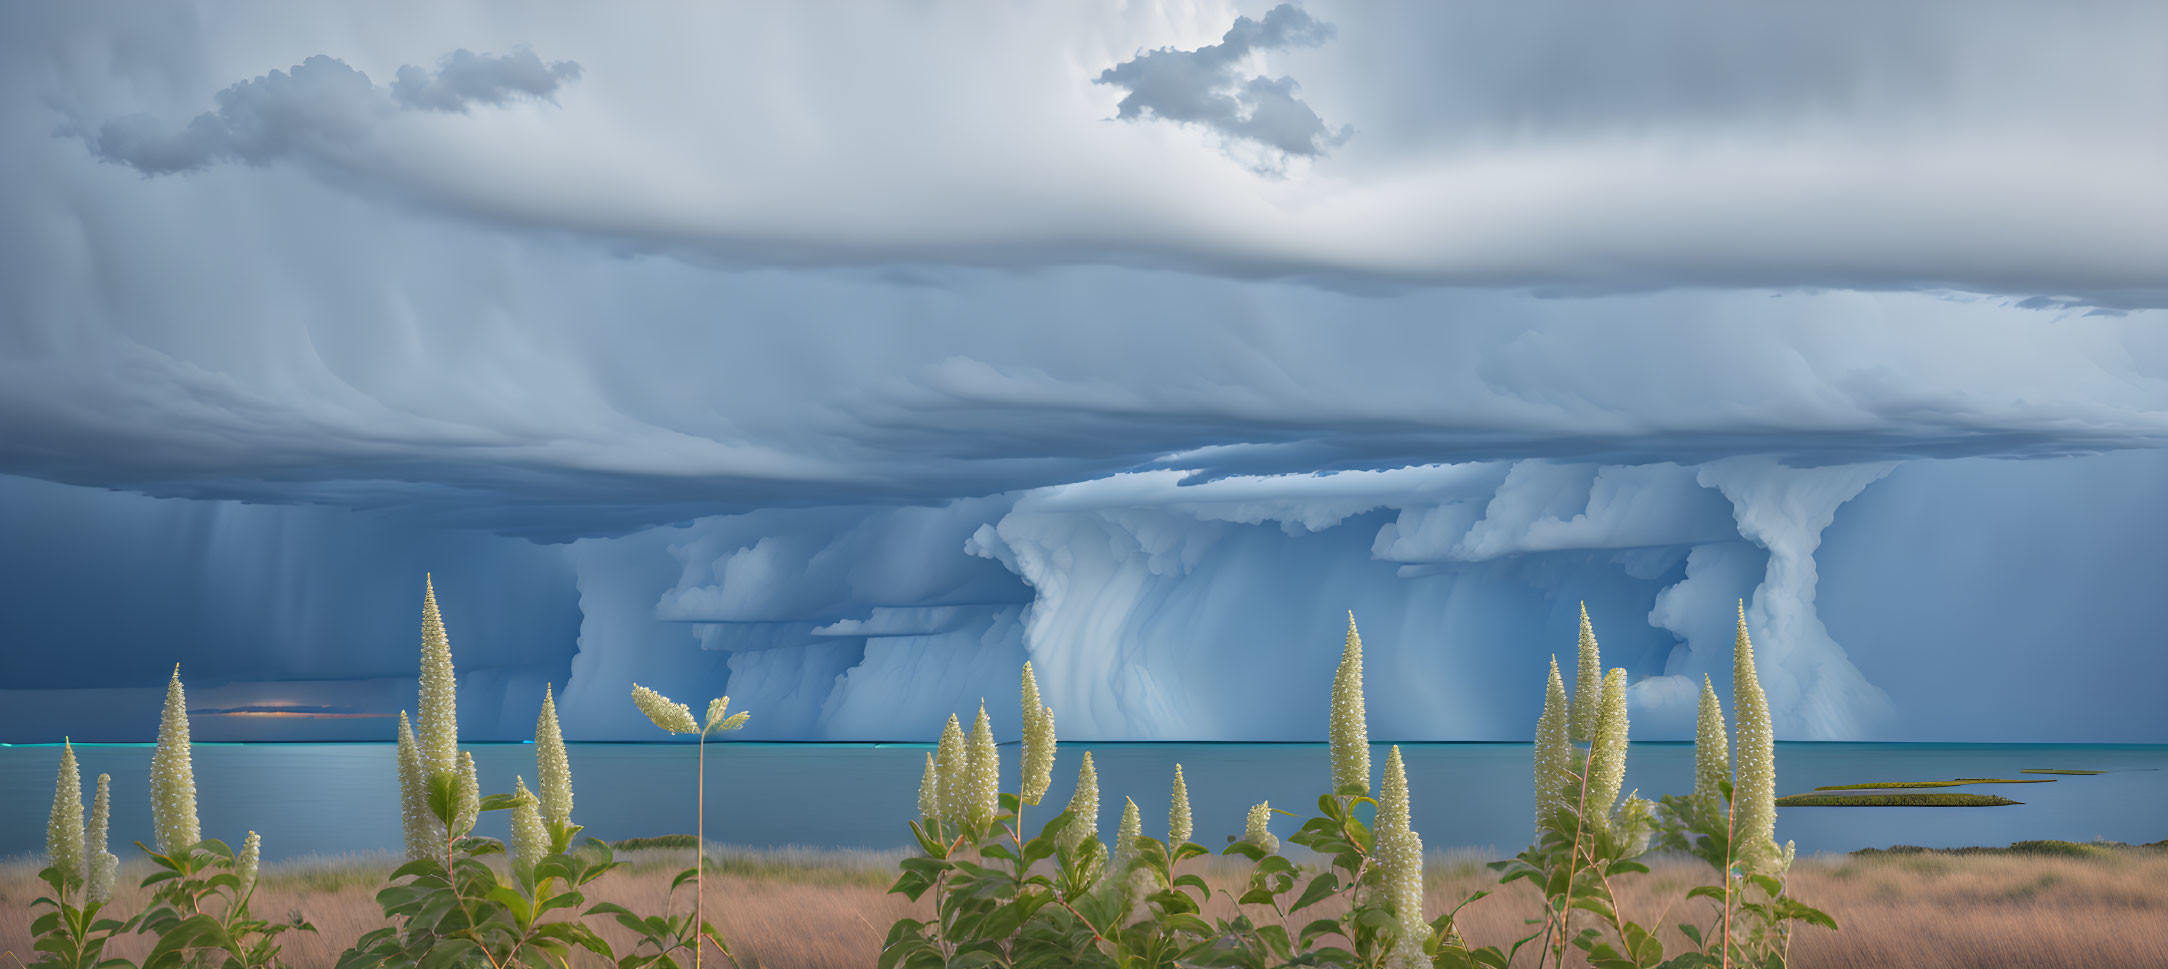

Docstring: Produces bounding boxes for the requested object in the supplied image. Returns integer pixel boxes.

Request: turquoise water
[3,742,2161,862]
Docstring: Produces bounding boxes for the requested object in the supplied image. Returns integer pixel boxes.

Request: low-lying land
[1815,778,2052,790]
[7,845,2167,968]
[2022,768,2106,775]
[1776,792,2022,807]
[1853,840,2167,859]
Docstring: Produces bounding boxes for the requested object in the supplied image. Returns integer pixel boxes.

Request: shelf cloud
[2,1,2165,744]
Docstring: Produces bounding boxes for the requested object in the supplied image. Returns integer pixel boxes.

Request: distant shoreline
[7,739,2167,748]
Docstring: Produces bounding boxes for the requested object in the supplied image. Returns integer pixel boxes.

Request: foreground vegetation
[10,849,2167,969]
[10,584,2023,966]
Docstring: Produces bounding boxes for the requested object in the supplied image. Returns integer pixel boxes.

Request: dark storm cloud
[1095,3,1349,162]
[88,49,578,175]
[1,2,2165,542]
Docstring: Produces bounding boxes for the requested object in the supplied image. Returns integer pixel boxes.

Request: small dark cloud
[89,48,579,175]
[391,48,582,113]
[1095,3,1350,164]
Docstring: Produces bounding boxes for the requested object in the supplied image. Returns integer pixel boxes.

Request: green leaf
[1571,895,1617,921]
[1356,906,1397,931]
[1172,873,1211,900]
[1778,899,1840,931]
[899,856,954,880]
[418,938,485,969]
[1298,918,1342,948]
[1290,872,1339,912]
[907,820,947,858]
[485,884,533,922]
[140,914,235,969]
[427,772,460,827]
[1221,840,1265,862]
[1622,921,1663,968]
[1316,795,1345,821]
[886,871,932,901]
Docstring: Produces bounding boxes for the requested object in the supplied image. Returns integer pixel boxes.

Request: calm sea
[3,742,2161,862]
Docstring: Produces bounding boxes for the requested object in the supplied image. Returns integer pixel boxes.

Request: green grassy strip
[1815,778,2052,790]
[611,834,698,851]
[2020,769,2105,775]
[1853,840,2168,858]
[1775,792,2021,807]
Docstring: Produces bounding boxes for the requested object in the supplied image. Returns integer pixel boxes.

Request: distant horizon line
[5,739,2164,748]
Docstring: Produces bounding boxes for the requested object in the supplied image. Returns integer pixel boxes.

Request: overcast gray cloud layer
[4,1,2166,536]
[22,1,2166,298]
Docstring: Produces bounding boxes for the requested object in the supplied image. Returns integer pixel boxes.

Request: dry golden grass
[6,848,2166,968]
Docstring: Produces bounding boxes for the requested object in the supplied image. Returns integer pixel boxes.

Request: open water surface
[3,742,2161,861]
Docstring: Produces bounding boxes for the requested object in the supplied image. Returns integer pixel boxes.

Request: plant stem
[1556,746,1598,969]
[1721,786,1739,969]
[696,725,709,969]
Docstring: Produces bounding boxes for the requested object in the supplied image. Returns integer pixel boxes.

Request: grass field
[7,846,2167,968]
[1775,792,2022,807]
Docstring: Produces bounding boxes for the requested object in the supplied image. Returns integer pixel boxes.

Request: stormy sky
[2,2,2164,745]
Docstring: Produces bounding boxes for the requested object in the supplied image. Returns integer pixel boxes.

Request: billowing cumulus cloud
[1095,3,1350,167]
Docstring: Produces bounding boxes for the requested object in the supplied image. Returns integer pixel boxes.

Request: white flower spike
[1532,656,1573,834]
[966,700,1001,826]
[417,576,460,778]
[1571,602,1603,745]
[1732,602,1780,872]
[1244,801,1279,856]
[1330,612,1371,795]
[47,739,83,885]
[536,685,575,828]
[150,665,201,854]
[1377,746,1427,969]
[87,772,116,904]
[631,684,700,735]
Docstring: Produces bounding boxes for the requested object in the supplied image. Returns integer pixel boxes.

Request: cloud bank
[24,2,2163,298]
